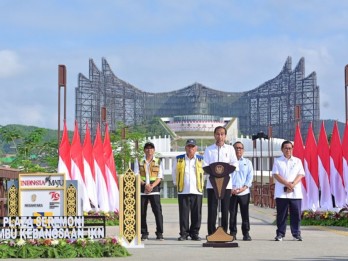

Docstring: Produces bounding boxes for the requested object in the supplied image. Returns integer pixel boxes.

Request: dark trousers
[141,194,163,236]
[207,188,231,235]
[229,193,250,236]
[275,198,302,237]
[178,194,202,237]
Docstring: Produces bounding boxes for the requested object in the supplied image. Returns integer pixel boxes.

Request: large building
[75,57,319,140]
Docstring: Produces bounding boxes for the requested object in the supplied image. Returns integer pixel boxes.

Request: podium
[203,162,238,248]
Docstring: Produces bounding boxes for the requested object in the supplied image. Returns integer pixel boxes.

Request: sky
[1,0,348,131]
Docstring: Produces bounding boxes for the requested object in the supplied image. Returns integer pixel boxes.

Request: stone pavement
[112,204,348,261]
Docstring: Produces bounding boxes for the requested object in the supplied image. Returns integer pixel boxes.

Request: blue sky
[1,0,348,130]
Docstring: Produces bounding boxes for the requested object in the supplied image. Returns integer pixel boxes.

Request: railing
[251,182,275,208]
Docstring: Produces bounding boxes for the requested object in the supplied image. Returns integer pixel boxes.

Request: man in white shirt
[172,139,204,241]
[203,126,239,235]
[272,140,305,241]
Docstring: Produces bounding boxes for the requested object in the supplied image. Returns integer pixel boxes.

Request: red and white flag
[71,121,91,212]
[93,124,110,212]
[317,121,333,210]
[103,124,119,212]
[342,121,348,204]
[293,123,308,210]
[330,121,346,208]
[83,122,98,210]
[304,123,319,211]
[58,121,71,180]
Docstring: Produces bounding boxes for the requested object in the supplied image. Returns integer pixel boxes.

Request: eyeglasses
[235,147,244,150]
[283,147,293,150]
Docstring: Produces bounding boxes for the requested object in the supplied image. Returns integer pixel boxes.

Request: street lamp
[58,65,66,144]
[252,131,269,207]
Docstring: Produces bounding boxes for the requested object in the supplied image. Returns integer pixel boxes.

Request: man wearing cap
[137,141,164,241]
[172,139,204,241]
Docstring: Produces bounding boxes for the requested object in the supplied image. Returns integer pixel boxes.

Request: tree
[111,122,146,174]
[0,125,22,154]
[0,125,58,172]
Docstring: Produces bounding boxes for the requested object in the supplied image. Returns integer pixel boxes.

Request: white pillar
[163,181,168,199]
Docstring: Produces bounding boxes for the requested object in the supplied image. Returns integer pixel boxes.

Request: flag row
[58,121,119,212]
[294,121,348,210]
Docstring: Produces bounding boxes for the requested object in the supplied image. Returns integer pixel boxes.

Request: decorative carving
[122,169,137,243]
[66,184,77,216]
[8,185,18,216]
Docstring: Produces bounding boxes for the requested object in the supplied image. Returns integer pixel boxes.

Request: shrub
[0,237,130,259]
[301,210,348,227]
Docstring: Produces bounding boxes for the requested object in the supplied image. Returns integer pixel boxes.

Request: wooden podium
[203,162,238,248]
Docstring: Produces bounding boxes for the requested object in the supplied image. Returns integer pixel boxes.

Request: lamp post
[58,65,66,144]
[252,131,269,207]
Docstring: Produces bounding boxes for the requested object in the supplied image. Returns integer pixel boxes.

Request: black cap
[144,141,155,149]
[186,139,196,146]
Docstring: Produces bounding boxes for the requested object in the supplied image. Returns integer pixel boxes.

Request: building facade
[75,57,319,140]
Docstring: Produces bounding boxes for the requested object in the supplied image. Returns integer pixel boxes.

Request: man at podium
[203,126,239,236]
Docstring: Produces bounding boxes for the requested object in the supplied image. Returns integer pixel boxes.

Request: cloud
[1,0,348,129]
[0,50,23,78]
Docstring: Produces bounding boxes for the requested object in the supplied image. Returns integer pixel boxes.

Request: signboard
[18,173,66,216]
[0,173,105,241]
[0,215,106,240]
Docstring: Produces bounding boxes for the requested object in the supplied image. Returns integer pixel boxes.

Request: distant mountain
[0,124,73,154]
[0,124,73,141]
[322,119,346,139]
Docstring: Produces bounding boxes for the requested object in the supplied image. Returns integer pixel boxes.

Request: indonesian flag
[71,121,91,212]
[304,123,319,211]
[103,123,119,212]
[83,122,98,210]
[329,121,346,208]
[293,123,308,210]
[93,124,110,212]
[58,121,71,180]
[317,121,333,210]
[342,121,348,204]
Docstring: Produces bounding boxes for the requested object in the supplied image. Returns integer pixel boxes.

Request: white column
[163,180,168,199]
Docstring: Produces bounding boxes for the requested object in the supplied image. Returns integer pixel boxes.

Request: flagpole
[345,65,348,123]
[58,65,67,145]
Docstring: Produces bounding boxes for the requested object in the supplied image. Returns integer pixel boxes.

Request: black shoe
[275,235,283,241]
[178,235,187,241]
[156,233,164,241]
[191,235,201,241]
[231,234,237,240]
[243,234,252,241]
[141,234,148,241]
[293,235,303,241]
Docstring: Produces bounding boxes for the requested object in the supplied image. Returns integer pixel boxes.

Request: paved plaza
[16,203,348,261]
[109,204,348,261]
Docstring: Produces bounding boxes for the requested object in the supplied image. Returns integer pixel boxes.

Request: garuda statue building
[75,57,319,140]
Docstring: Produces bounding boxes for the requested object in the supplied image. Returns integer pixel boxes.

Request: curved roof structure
[75,57,319,140]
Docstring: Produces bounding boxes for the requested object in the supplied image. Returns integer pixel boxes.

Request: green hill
[0,124,73,155]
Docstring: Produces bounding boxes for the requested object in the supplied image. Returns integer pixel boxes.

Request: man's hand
[231,187,246,195]
[145,184,153,194]
[285,181,294,192]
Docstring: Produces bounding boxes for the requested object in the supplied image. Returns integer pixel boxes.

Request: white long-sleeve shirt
[203,143,239,189]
